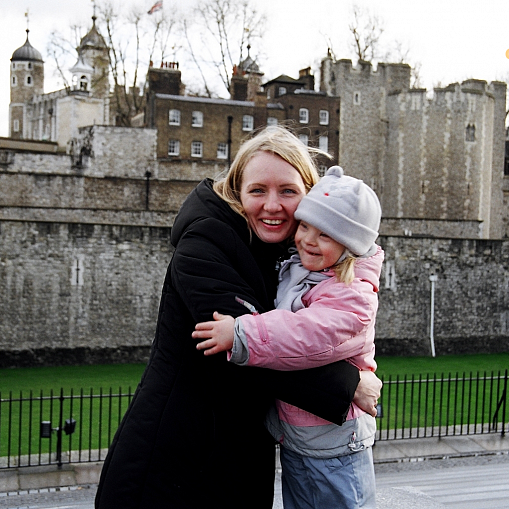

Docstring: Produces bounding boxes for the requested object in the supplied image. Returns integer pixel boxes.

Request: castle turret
[9,29,44,139]
[230,45,264,102]
[77,15,109,98]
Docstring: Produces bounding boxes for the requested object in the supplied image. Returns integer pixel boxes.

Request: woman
[95,126,381,509]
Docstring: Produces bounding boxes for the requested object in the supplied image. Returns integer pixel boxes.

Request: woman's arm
[173,218,362,424]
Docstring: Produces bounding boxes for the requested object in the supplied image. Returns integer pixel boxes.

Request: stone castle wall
[1,222,508,367]
[1,123,509,367]
[0,220,173,366]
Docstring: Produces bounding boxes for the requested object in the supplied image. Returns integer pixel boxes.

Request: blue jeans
[280,446,376,509]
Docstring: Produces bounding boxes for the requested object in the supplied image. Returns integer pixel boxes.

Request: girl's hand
[353,370,382,417]
[193,312,235,356]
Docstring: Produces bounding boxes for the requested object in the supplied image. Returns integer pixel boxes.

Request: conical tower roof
[11,30,43,62]
[78,16,107,50]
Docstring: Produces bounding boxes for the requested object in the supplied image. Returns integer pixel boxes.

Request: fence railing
[376,370,508,440]
[0,387,135,469]
[0,370,507,469]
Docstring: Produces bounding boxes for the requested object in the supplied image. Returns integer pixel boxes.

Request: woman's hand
[353,370,382,417]
[193,312,235,356]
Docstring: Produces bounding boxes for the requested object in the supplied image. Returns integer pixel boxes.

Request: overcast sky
[1,0,509,137]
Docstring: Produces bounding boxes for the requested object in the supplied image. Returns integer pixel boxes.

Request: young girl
[194,166,383,509]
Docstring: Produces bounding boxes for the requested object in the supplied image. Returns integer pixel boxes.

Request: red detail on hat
[324,193,329,196]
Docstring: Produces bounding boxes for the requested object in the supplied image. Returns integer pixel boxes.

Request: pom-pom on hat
[294,166,381,256]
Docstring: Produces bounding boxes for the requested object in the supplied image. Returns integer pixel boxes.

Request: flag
[148,1,162,14]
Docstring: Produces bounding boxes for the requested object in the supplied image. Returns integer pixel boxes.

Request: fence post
[503,370,508,437]
[56,388,64,468]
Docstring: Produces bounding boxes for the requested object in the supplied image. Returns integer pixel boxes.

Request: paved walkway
[372,432,508,463]
[1,433,507,508]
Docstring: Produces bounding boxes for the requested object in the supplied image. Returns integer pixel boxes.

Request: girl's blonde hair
[214,125,327,222]
[333,254,357,285]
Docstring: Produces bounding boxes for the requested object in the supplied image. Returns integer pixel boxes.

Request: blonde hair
[333,254,357,285]
[214,125,326,222]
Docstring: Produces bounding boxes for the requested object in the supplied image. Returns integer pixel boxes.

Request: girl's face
[295,221,345,272]
[240,152,306,244]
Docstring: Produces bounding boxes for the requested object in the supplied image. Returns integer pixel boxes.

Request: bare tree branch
[183,0,266,96]
[348,3,384,62]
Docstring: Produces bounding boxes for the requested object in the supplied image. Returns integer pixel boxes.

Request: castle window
[26,76,33,86]
[217,143,228,159]
[12,76,17,86]
[12,62,16,70]
[411,94,421,110]
[169,109,181,125]
[267,117,277,126]
[298,134,308,146]
[192,111,203,127]
[168,139,180,156]
[466,124,476,142]
[191,141,203,157]
[79,75,88,91]
[353,91,361,105]
[242,115,254,131]
[13,119,19,132]
[278,87,287,96]
[319,110,329,125]
[28,62,32,69]
[299,108,309,124]
[319,135,328,153]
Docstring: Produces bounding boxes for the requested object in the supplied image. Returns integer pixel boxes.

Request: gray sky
[2,0,509,137]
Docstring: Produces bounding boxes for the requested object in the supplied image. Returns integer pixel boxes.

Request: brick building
[145,58,340,178]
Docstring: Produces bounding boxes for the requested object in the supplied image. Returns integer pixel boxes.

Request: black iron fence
[0,370,507,469]
[376,370,507,440]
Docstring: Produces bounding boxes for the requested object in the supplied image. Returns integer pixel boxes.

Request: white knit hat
[294,166,381,256]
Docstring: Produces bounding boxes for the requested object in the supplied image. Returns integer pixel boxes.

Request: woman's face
[240,152,307,243]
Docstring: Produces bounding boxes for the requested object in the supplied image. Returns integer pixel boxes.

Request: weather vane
[25,8,29,34]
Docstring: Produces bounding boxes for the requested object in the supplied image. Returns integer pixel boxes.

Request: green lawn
[376,353,509,378]
[0,353,507,395]
[0,354,507,459]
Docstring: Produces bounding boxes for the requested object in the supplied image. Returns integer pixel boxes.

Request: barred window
[242,115,254,131]
[319,135,328,153]
[169,109,181,125]
[217,143,228,159]
[192,111,203,127]
[191,141,203,157]
[298,134,309,146]
[168,139,180,156]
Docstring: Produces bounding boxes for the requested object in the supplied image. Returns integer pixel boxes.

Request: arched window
[79,75,88,91]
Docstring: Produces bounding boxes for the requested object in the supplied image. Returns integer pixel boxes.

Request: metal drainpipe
[429,274,438,357]
[227,115,233,168]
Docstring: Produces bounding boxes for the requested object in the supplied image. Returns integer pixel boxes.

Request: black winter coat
[95,180,360,509]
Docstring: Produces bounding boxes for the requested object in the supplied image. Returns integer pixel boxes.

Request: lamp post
[429,274,438,357]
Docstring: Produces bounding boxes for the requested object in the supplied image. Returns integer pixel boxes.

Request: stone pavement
[0,433,507,508]
[372,432,508,464]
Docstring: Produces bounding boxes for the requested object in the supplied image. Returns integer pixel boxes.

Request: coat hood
[170,179,249,248]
